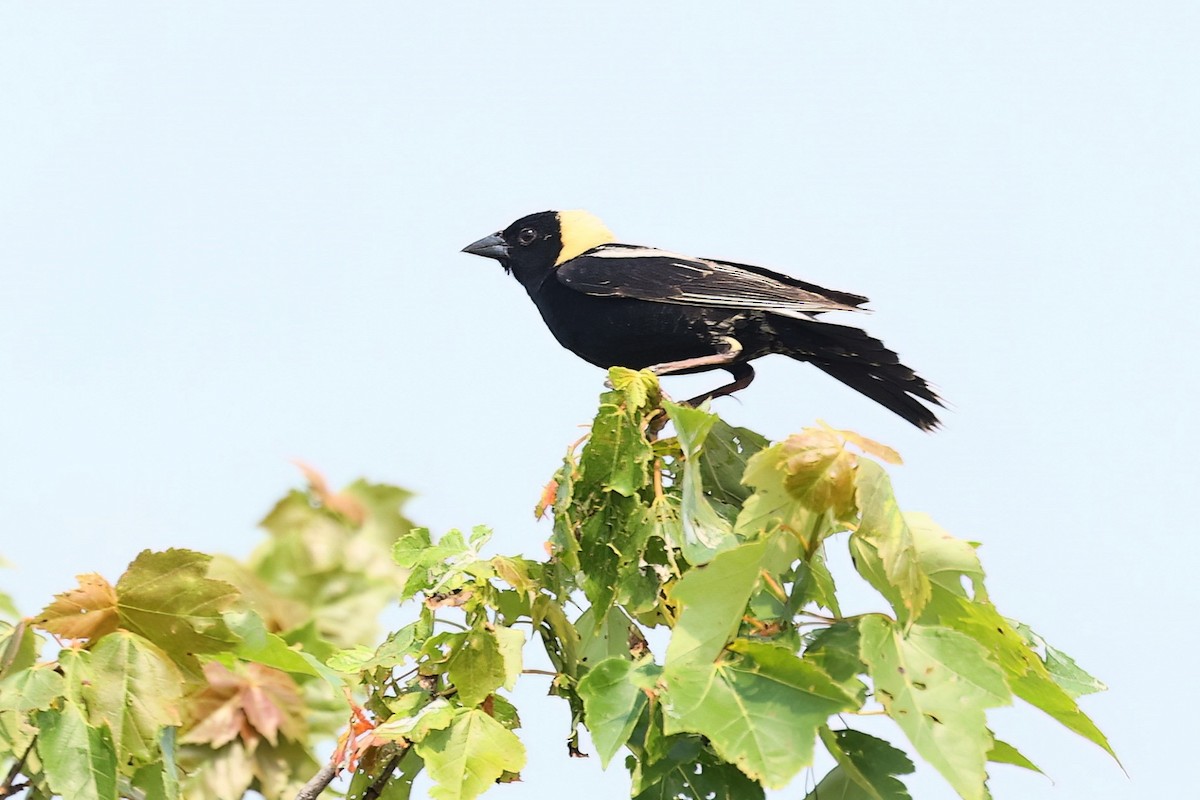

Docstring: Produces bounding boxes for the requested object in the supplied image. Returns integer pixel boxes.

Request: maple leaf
[182,661,307,749]
[35,573,119,642]
[114,549,240,665]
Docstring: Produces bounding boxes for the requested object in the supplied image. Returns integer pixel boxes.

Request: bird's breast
[527,280,765,370]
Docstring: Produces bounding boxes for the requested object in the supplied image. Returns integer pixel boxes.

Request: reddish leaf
[182,661,306,749]
[35,573,119,642]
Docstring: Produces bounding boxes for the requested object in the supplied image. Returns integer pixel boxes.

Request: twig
[294,763,338,800]
[521,668,559,677]
[0,740,34,798]
[431,617,468,631]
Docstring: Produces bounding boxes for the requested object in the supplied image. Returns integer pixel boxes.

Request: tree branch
[0,740,34,798]
[363,755,401,800]
[294,762,338,800]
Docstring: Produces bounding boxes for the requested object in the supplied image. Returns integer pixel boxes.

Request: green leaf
[850,461,931,622]
[806,727,915,800]
[578,657,660,767]
[489,694,522,731]
[607,367,660,412]
[662,641,859,788]
[664,536,775,669]
[82,631,184,764]
[793,544,841,615]
[577,606,638,667]
[225,610,338,683]
[816,729,916,800]
[373,698,457,743]
[447,629,505,707]
[114,549,239,667]
[249,737,321,799]
[180,739,254,800]
[343,478,415,545]
[631,734,765,800]
[930,597,1115,760]
[131,728,180,800]
[665,401,738,564]
[1014,623,1107,698]
[579,395,654,498]
[988,736,1044,774]
[736,448,828,549]
[578,498,650,617]
[348,747,423,800]
[803,623,867,701]
[737,430,858,549]
[416,707,527,800]
[907,513,986,602]
[531,596,581,679]
[393,528,473,599]
[326,644,375,673]
[36,702,119,800]
[493,625,524,691]
[696,419,769,507]
[0,620,38,679]
[0,664,65,712]
[858,617,1010,800]
[0,590,17,622]
[490,556,540,596]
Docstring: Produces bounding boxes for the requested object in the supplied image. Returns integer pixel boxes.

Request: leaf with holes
[859,617,1010,800]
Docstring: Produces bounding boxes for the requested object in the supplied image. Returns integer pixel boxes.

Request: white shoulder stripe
[588,245,698,261]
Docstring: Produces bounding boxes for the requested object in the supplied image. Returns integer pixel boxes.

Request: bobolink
[463,210,943,430]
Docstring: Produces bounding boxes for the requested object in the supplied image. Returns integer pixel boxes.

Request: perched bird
[463,210,943,430]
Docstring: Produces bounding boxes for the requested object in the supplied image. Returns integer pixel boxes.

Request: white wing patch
[587,245,697,261]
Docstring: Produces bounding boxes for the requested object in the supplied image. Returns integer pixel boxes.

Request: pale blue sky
[1,4,1196,799]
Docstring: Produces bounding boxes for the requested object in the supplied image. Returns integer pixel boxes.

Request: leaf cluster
[326,369,1113,800]
[0,474,416,800]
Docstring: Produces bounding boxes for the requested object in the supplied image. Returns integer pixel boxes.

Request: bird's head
[462,210,616,276]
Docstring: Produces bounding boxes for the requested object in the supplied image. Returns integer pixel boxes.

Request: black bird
[463,210,943,430]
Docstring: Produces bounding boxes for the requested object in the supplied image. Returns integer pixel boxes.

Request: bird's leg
[645,337,754,406]
[683,362,756,406]
[646,336,744,377]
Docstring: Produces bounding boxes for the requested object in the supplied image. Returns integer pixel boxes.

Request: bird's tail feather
[771,317,944,431]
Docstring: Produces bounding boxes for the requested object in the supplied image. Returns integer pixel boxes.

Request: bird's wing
[555,244,868,316]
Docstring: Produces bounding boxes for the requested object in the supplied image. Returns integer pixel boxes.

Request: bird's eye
[517,227,538,246]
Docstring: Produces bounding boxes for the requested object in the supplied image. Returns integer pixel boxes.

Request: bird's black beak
[461,232,509,261]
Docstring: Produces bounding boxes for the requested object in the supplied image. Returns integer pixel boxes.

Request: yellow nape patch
[555,210,615,266]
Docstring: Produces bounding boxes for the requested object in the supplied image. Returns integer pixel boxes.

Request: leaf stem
[521,668,559,677]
